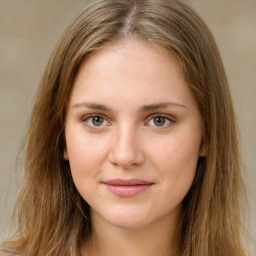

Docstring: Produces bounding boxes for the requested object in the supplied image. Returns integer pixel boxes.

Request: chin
[94,205,154,230]
[108,215,151,230]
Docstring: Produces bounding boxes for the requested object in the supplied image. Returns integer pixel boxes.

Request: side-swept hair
[1,0,248,255]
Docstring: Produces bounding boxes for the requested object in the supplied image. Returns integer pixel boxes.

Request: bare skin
[64,38,204,256]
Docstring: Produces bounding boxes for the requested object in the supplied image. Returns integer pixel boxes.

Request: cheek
[149,133,200,169]
[66,134,109,203]
[147,130,200,191]
[66,133,109,178]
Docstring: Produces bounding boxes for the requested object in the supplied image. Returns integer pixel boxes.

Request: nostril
[108,129,145,168]
[108,144,145,168]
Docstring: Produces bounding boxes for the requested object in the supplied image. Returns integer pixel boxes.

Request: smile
[103,179,154,197]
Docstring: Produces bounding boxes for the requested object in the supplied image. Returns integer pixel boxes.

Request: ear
[63,147,69,160]
[199,140,207,157]
[199,148,206,157]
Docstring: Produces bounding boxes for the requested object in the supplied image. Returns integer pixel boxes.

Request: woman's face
[64,39,204,230]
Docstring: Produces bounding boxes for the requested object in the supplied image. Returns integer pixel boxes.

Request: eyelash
[145,113,174,128]
[81,114,110,129]
[81,113,175,129]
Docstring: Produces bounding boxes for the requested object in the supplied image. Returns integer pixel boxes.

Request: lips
[103,179,154,197]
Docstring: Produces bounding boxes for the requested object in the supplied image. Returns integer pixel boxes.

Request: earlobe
[63,147,69,160]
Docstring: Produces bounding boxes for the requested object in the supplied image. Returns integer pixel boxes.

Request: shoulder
[0,247,20,256]
[2,255,20,256]
[1,253,20,256]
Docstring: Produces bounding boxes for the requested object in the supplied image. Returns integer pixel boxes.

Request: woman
[0,0,249,255]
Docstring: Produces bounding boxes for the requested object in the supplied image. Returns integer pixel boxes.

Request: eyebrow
[141,102,186,111]
[72,101,186,111]
[72,102,110,111]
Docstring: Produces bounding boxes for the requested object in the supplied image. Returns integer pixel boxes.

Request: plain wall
[0,0,255,242]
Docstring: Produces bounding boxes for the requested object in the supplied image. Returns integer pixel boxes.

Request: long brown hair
[1,0,249,255]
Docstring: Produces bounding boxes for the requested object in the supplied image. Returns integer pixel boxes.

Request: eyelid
[81,113,106,119]
[81,113,111,128]
[145,113,175,127]
[80,113,175,129]
[147,113,175,120]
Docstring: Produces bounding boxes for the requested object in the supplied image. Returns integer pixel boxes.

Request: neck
[82,210,181,256]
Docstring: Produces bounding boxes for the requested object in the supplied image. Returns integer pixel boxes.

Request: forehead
[78,38,183,80]
[69,38,196,111]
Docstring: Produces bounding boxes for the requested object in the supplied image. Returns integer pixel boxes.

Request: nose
[108,126,145,169]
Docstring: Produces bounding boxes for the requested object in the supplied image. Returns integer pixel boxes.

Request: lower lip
[104,184,153,197]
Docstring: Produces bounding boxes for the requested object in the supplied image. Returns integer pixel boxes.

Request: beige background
[0,0,255,242]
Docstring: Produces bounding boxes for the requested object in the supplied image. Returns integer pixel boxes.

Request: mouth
[102,179,154,197]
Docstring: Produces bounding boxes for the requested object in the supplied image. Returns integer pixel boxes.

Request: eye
[146,114,173,128]
[83,114,109,127]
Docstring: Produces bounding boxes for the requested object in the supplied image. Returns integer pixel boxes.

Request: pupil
[92,116,103,126]
[154,117,165,126]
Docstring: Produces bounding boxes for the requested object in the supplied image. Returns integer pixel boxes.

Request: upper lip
[103,179,154,186]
